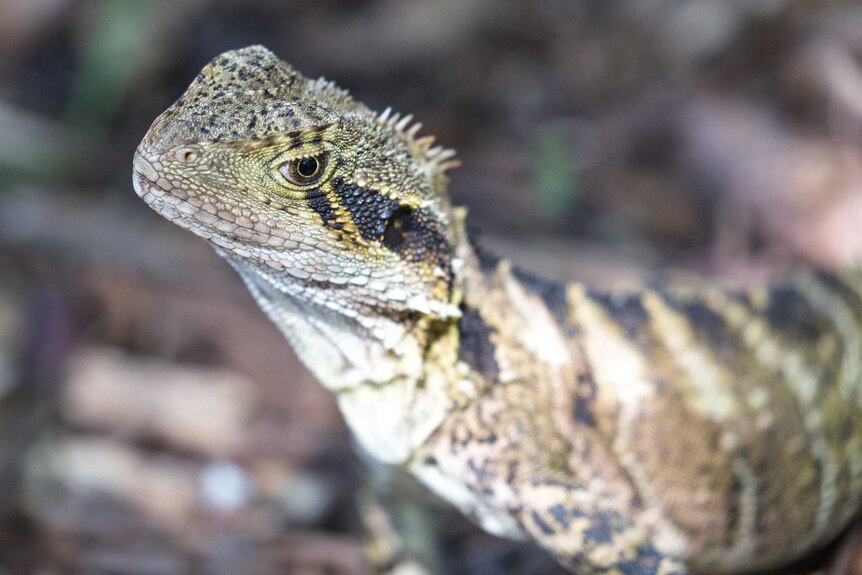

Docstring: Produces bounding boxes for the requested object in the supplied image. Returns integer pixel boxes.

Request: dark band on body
[457,304,500,380]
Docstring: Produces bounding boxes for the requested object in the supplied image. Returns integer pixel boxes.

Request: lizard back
[448,256,862,572]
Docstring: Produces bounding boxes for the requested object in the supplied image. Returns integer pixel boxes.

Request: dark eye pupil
[279,153,329,186]
[297,157,319,178]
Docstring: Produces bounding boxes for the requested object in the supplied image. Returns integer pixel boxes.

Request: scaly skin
[133,46,862,574]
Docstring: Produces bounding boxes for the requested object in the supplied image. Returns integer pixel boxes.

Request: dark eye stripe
[327,178,451,278]
[331,178,401,242]
[307,191,339,229]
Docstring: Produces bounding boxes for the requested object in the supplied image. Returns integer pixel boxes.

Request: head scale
[134,46,462,336]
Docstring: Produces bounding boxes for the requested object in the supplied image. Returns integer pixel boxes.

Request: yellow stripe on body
[793,272,862,530]
[566,285,688,555]
[705,286,839,543]
[641,290,760,561]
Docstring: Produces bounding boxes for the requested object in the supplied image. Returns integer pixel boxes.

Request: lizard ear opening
[381,205,453,304]
[382,206,415,250]
[381,205,450,269]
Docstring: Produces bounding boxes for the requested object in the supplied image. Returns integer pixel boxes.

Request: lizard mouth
[132,151,174,208]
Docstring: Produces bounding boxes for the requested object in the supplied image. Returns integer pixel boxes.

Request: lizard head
[133,46,462,329]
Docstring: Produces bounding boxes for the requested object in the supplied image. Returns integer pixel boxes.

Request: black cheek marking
[331,178,453,287]
[307,191,338,229]
[305,187,326,200]
[331,178,401,241]
[457,304,500,379]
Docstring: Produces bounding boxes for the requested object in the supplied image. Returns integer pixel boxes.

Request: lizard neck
[449,209,577,386]
[217,208,576,467]
[220,249,428,392]
[218,242,461,465]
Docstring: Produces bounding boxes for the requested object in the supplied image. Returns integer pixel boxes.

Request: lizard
[132,46,862,574]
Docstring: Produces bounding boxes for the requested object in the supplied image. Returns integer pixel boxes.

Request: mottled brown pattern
[134,46,862,574]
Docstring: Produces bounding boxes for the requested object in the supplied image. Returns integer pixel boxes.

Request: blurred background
[2,0,862,573]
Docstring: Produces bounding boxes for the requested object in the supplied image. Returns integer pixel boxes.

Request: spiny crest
[377,107,461,174]
[311,76,354,104]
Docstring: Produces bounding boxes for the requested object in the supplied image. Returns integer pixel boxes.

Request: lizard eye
[279,153,329,186]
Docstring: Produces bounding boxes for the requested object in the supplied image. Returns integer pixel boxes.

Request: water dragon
[132,46,862,574]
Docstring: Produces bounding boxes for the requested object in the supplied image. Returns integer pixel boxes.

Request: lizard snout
[132,151,160,197]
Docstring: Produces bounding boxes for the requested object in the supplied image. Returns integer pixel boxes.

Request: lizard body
[133,46,862,574]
